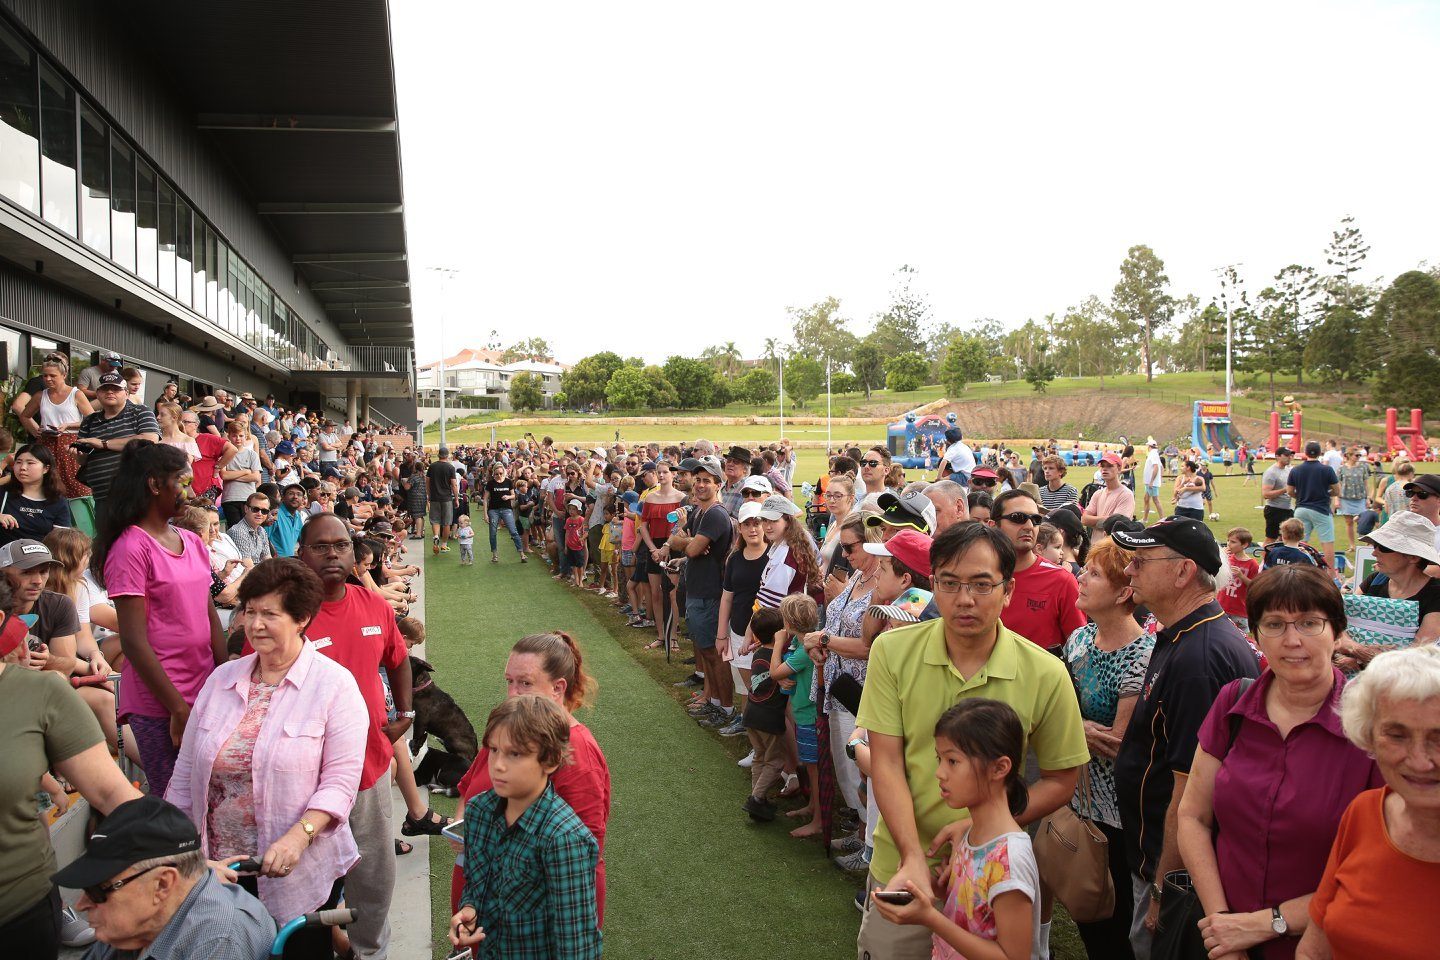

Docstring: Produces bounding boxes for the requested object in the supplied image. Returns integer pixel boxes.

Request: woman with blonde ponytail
[449,631,612,926]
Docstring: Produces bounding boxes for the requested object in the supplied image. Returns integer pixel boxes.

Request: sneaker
[742,795,777,822]
[834,847,872,875]
[59,905,96,947]
[737,749,755,769]
[673,673,703,688]
[698,708,736,729]
[691,704,724,724]
[853,888,868,912]
[618,604,633,615]
[634,618,656,629]
[830,831,865,854]
[686,699,714,716]
[718,716,747,737]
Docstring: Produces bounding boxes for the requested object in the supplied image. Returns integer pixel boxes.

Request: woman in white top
[155,400,200,464]
[220,418,263,528]
[1172,459,1207,522]
[20,355,93,499]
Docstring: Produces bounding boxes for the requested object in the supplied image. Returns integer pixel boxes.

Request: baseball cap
[274,440,296,457]
[1110,517,1223,575]
[100,351,122,363]
[1099,515,1146,538]
[866,586,935,624]
[96,371,126,391]
[1046,504,1085,540]
[688,455,724,480]
[342,486,360,499]
[1146,437,1158,447]
[1099,452,1123,467]
[52,796,201,890]
[970,468,1000,482]
[621,491,640,511]
[0,612,27,660]
[944,427,963,444]
[758,494,801,520]
[738,500,765,523]
[676,457,702,473]
[1275,447,1293,457]
[640,461,658,473]
[740,476,773,494]
[567,498,585,510]
[593,447,608,459]
[862,528,934,578]
[0,539,58,570]
[867,490,936,534]
[1403,475,1440,498]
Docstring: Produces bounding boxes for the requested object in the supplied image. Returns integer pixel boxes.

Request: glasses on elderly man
[742,489,767,499]
[84,862,176,904]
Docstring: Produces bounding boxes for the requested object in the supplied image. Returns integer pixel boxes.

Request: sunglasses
[84,862,175,904]
[860,459,884,468]
[742,489,767,499]
[246,506,270,515]
[1373,543,1395,554]
[999,511,1044,526]
[840,540,863,554]
[1412,491,1433,501]
[971,478,997,487]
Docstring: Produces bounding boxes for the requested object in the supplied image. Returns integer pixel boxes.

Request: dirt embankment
[925,396,1270,446]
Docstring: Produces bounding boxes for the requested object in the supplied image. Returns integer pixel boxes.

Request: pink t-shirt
[1084,483,1136,522]
[106,525,216,719]
[621,515,637,551]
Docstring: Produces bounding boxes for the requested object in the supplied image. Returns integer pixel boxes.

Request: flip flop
[394,839,413,856]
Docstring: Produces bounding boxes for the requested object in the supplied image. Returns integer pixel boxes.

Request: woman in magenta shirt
[450,631,611,926]
[93,441,226,796]
[168,559,367,953]
[1178,566,1382,960]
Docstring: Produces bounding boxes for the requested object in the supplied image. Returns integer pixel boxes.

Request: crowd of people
[9,362,1440,960]
[425,425,1440,960]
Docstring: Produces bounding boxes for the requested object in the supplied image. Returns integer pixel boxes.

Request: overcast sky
[391,0,1440,367]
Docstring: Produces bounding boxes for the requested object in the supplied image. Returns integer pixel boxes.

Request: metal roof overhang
[124,1,413,348]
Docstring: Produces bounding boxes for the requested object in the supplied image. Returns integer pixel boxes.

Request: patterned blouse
[1063,622,1156,828]
[205,677,278,859]
[817,572,876,715]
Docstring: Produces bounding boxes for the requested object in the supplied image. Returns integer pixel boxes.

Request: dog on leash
[408,655,478,793]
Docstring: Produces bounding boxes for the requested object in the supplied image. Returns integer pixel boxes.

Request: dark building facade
[0,0,414,425]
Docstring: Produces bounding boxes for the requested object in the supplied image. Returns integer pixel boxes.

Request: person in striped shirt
[1038,455,1079,514]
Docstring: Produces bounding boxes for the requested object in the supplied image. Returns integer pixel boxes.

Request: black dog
[408,655,478,792]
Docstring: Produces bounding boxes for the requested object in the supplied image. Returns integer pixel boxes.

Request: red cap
[0,613,26,660]
[863,529,933,578]
[1099,452,1123,466]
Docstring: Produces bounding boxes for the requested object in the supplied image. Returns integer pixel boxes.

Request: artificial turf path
[421,544,861,959]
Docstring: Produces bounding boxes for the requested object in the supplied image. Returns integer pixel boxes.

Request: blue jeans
[552,515,570,575]
[488,508,522,553]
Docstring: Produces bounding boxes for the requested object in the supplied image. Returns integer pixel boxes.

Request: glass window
[215,239,230,331]
[78,102,108,254]
[174,201,191,308]
[0,323,21,390]
[0,23,39,215]
[38,62,75,236]
[204,226,217,322]
[135,158,156,285]
[156,178,175,296]
[109,138,135,272]
[191,217,204,310]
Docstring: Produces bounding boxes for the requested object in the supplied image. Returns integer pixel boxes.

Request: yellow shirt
[855,618,1089,885]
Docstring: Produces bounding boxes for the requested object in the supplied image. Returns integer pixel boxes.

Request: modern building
[417,347,567,411]
[0,0,416,428]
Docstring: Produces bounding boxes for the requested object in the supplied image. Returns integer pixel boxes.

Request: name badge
[312,637,333,650]
[362,625,383,636]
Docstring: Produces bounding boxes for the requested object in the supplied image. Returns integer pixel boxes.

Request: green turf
[421,544,868,959]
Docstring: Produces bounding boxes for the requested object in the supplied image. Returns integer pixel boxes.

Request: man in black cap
[865,489,935,539]
[1403,473,1440,555]
[1110,518,1258,956]
[718,446,752,518]
[76,350,122,403]
[56,795,274,960]
[74,372,159,517]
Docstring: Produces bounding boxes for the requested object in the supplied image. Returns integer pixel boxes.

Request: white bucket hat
[1362,511,1440,567]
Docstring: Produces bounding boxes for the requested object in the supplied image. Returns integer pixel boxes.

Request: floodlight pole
[778,350,785,441]
[826,355,832,453]
[427,266,459,448]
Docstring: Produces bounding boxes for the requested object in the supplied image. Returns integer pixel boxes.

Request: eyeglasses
[1255,616,1330,639]
[84,862,175,904]
[999,512,1044,526]
[840,540,863,554]
[971,478,997,487]
[302,541,354,556]
[934,578,1005,596]
[246,506,270,515]
[822,492,849,502]
[860,459,884,468]
[1130,553,1186,565]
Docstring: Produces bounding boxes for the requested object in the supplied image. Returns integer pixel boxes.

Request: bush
[884,352,930,393]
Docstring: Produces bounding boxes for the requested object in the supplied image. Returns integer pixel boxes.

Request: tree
[662,356,717,409]
[1371,270,1440,408]
[507,372,544,412]
[501,337,553,363]
[1172,300,1225,372]
[1049,296,1129,382]
[559,351,624,409]
[735,368,778,405]
[1321,215,1371,309]
[641,366,679,408]
[783,356,825,408]
[830,371,859,395]
[788,297,857,368]
[1111,244,1174,380]
[699,342,744,379]
[604,366,650,409]
[884,352,930,393]
[1024,355,1058,393]
[1241,286,1293,407]
[1304,305,1366,383]
[1272,264,1321,383]
[851,339,885,398]
[939,333,990,394]
[868,265,932,355]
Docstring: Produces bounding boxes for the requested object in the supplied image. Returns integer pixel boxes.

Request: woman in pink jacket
[167,557,367,959]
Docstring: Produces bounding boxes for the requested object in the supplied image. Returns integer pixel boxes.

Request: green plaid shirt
[460,786,601,960]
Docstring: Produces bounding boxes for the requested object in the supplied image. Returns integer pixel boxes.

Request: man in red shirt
[989,489,1085,651]
[298,515,411,960]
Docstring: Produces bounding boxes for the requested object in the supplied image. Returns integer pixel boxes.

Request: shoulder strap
[1223,677,1256,757]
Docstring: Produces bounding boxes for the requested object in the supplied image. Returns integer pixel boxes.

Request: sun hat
[758,494,801,520]
[1362,511,1440,567]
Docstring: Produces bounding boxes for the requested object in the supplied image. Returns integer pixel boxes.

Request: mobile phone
[873,890,915,905]
[26,634,43,653]
[440,819,465,845]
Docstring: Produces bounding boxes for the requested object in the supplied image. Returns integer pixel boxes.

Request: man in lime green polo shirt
[855,522,1088,959]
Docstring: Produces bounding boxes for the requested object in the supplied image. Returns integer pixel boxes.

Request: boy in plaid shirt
[450,696,601,959]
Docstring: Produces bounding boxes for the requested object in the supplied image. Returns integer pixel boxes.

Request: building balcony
[288,344,414,398]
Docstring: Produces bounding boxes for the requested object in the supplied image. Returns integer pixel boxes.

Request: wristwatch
[1271,906,1288,936]
[845,736,868,761]
[399,710,416,719]
[820,633,830,649]
[298,819,317,844]
[1149,881,1164,902]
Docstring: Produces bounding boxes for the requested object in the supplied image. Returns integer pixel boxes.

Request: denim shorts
[621,549,635,567]
[685,596,721,650]
[1337,497,1365,516]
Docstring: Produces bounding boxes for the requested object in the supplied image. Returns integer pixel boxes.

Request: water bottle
[818,522,827,541]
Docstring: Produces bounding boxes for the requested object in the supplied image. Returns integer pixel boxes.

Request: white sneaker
[60,905,96,947]
[737,750,755,769]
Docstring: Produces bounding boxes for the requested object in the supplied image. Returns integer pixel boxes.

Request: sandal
[401,808,452,837]
[644,639,663,650]
[395,839,413,856]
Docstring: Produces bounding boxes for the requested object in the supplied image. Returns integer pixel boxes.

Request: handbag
[1152,870,1210,960]
[1033,765,1114,923]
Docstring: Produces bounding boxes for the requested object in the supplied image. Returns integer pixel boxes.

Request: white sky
[391,0,1440,366]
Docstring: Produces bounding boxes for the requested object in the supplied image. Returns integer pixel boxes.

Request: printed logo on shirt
[362,625,383,636]
[1027,598,1048,612]
[311,637,333,650]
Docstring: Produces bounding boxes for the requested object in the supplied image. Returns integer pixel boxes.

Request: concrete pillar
[362,393,371,425]
[346,380,359,425]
